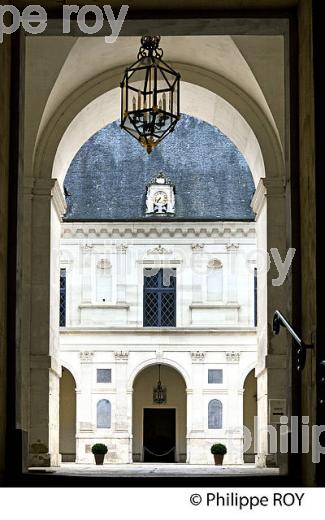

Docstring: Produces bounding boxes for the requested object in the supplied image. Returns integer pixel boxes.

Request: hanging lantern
[153,364,167,404]
[120,36,181,154]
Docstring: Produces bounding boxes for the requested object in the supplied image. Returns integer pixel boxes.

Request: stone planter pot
[213,454,224,465]
[94,453,105,465]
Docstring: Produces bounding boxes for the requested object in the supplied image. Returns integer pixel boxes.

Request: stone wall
[298,0,317,486]
[0,30,11,481]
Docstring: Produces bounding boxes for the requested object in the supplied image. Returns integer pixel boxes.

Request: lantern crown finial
[139,35,161,56]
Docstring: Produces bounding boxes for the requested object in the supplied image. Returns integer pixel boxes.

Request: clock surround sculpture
[145,172,175,216]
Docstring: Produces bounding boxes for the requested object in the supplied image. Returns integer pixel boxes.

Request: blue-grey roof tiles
[64,114,256,221]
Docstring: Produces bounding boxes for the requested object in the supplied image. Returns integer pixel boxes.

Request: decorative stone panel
[225,351,241,363]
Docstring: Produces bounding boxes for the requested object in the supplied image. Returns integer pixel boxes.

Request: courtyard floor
[28,462,280,478]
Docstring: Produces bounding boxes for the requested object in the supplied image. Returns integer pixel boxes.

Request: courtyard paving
[28,463,280,478]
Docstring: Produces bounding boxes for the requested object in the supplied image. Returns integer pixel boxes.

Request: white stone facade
[59,221,257,464]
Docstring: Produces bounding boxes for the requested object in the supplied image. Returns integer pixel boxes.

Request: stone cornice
[61,221,256,239]
[79,303,129,310]
[60,326,256,334]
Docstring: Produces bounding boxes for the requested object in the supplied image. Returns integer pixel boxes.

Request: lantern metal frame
[153,364,167,404]
[120,36,181,154]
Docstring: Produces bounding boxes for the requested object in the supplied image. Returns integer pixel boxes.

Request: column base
[255,453,277,467]
[29,452,62,468]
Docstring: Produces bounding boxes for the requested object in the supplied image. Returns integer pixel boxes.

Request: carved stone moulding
[97,258,112,269]
[114,351,129,362]
[225,351,241,362]
[208,258,223,269]
[191,351,206,362]
[147,245,172,255]
[80,351,94,363]
[191,243,204,251]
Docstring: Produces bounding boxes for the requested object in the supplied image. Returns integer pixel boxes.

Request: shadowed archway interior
[59,367,76,462]
[132,364,187,463]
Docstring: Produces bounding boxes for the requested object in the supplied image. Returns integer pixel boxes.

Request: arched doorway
[243,369,257,463]
[132,364,187,463]
[59,367,76,462]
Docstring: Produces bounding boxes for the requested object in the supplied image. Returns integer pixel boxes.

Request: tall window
[143,268,176,327]
[208,399,223,429]
[59,268,66,327]
[97,399,111,428]
[207,259,223,301]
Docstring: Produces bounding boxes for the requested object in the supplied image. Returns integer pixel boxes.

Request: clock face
[154,191,168,205]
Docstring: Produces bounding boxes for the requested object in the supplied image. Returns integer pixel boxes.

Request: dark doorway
[143,409,176,462]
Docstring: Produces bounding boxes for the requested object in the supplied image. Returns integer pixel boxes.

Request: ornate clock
[145,172,175,216]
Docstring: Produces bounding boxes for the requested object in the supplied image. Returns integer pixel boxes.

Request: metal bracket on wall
[272,310,314,371]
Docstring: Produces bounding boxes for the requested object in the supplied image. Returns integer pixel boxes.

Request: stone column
[114,351,129,431]
[29,179,66,467]
[76,351,94,463]
[114,351,130,463]
[188,351,205,463]
[191,244,205,303]
[80,244,93,303]
[226,352,244,464]
[116,244,128,303]
[127,388,133,463]
[251,178,289,468]
[226,243,239,303]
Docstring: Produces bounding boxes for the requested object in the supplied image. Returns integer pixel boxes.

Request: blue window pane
[60,269,66,327]
[97,399,111,428]
[97,369,112,383]
[208,369,223,384]
[143,269,176,327]
[208,399,222,429]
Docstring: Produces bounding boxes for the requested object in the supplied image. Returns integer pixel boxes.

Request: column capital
[116,244,128,253]
[225,351,241,363]
[191,243,205,252]
[251,178,267,216]
[191,351,206,363]
[79,351,94,363]
[51,179,67,220]
[80,243,94,252]
[114,350,129,362]
[226,243,239,253]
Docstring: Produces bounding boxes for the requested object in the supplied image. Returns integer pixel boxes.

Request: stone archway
[132,364,187,463]
[59,367,77,462]
[19,31,291,472]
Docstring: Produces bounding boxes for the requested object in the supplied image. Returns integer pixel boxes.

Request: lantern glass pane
[120,37,181,152]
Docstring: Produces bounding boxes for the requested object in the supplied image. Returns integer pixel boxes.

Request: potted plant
[210,443,227,465]
[91,443,108,465]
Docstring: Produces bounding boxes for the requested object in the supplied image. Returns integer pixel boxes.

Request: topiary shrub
[210,443,227,455]
[91,443,108,455]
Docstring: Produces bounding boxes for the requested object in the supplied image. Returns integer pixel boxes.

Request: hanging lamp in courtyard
[153,364,167,404]
[120,36,181,154]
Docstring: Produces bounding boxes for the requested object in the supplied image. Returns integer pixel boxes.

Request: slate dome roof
[63,114,256,221]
